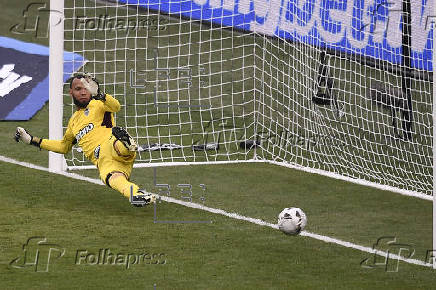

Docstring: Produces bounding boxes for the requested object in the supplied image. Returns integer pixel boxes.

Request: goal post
[49,0,65,173]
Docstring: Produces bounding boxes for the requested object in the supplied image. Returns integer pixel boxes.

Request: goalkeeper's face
[69,78,91,108]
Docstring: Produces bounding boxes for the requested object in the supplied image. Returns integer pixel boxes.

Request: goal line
[67,158,431,201]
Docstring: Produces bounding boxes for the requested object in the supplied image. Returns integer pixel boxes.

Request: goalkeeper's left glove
[14,127,42,148]
[80,73,106,101]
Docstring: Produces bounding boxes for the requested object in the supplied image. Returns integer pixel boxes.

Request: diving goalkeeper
[14,73,156,207]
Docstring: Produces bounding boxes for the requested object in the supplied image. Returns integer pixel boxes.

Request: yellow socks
[108,174,139,199]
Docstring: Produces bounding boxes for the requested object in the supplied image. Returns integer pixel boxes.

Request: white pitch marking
[0,155,432,268]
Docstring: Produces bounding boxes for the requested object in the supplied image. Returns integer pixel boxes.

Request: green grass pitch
[0,0,435,289]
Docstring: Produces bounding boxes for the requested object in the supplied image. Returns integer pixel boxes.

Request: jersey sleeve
[101,94,120,113]
[40,123,76,154]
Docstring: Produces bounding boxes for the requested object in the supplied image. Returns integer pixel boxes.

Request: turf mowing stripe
[0,155,432,268]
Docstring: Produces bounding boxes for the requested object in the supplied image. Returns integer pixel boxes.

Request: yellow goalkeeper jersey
[41,94,120,164]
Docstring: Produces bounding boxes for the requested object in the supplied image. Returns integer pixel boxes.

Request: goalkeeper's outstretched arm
[15,126,75,154]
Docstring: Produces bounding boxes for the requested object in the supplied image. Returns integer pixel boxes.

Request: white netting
[64,0,257,165]
[62,0,433,195]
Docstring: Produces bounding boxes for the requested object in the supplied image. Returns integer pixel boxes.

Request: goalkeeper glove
[14,127,42,148]
[80,73,106,101]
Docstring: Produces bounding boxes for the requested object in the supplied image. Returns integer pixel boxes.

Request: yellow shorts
[97,135,136,185]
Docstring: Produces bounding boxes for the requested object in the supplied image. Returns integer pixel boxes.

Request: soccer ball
[277,207,307,235]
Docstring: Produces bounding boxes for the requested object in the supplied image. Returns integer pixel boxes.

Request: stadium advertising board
[119,0,434,71]
[0,37,85,120]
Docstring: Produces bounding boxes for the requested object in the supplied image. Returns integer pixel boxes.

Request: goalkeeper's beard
[73,97,90,108]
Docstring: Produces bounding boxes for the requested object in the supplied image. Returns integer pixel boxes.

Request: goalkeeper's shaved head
[68,74,85,88]
[69,75,92,108]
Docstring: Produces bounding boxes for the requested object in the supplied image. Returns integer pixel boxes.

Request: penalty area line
[0,155,432,269]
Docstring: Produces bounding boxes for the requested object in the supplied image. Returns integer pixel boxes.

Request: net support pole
[433,0,436,269]
[49,0,65,172]
[401,0,413,140]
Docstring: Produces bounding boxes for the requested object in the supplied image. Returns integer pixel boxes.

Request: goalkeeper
[14,73,155,207]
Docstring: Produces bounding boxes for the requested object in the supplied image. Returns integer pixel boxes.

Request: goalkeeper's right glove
[80,73,106,101]
[14,127,42,148]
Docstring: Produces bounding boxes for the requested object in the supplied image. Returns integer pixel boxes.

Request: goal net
[59,0,434,196]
